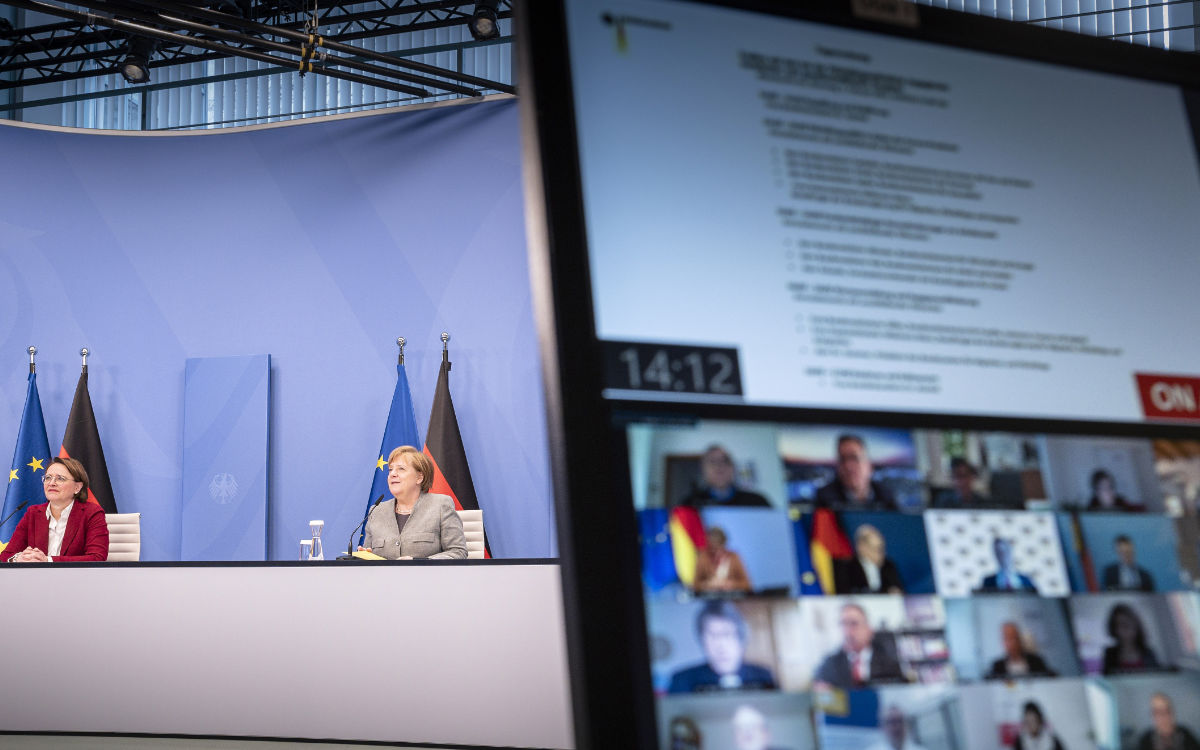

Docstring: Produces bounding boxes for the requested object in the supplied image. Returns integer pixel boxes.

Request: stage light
[119,36,158,84]
[210,0,242,15]
[468,1,500,41]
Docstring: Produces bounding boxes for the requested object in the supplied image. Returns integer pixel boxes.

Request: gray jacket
[363,493,468,560]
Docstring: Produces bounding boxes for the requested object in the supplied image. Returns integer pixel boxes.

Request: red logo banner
[1135,373,1200,420]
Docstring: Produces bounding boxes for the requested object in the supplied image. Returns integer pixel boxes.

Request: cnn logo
[1149,381,1197,413]
[1136,374,1200,420]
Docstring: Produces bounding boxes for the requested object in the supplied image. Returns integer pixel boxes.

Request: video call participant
[676,445,771,509]
[1102,535,1156,592]
[669,716,703,750]
[834,524,904,595]
[361,446,467,560]
[987,621,1057,679]
[732,705,790,750]
[813,602,906,689]
[668,600,778,693]
[1012,701,1064,750]
[815,434,898,511]
[1088,469,1141,512]
[1103,602,1162,675]
[1,457,109,563]
[868,706,930,750]
[694,526,752,594]
[933,457,1001,509]
[977,538,1039,593]
[1138,693,1200,750]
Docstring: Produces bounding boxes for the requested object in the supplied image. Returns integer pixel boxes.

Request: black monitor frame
[516,2,1200,747]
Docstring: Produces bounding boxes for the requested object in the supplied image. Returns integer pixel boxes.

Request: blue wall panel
[181,355,270,561]
[0,99,555,559]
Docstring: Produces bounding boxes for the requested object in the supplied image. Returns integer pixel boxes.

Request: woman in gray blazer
[361,445,468,560]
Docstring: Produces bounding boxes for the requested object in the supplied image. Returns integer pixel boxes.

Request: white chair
[456,509,485,559]
[105,513,141,561]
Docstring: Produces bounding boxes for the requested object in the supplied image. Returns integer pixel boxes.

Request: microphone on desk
[0,501,29,530]
[341,494,385,558]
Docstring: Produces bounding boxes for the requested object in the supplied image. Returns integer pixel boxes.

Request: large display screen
[522,1,1200,748]
[565,0,1200,423]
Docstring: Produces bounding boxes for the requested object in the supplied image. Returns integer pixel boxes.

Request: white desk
[0,562,574,749]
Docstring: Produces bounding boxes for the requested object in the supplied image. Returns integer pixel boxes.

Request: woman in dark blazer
[361,445,467,560]
[2,457,109,563]
[1102,602,1162,674]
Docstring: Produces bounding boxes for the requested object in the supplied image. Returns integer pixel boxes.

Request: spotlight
[209,0,243,15]
[119,36,158,84]
[468,0,500,41]
[0,18,13,35]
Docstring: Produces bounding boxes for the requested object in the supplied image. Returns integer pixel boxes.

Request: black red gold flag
[59,368,118,514]
[423,354,489,557]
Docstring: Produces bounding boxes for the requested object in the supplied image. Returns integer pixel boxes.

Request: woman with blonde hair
[361,445,467,560]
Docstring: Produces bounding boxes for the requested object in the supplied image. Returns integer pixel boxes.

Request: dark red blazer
[0,500,110,562]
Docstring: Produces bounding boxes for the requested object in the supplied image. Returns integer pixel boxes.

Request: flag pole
[27,346,36,375]
[80,347,89,374]
[397,336,406,366]
[441,331,450,370]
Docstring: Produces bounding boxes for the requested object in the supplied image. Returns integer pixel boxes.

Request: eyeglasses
[42,474,74,485]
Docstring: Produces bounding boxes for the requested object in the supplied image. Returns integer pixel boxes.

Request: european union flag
[792,514,824,595]
[639,508,678,591]
[360,363,421,547]
[2,373,51,543]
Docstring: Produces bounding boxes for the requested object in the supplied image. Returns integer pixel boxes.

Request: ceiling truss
[0,0,513,99]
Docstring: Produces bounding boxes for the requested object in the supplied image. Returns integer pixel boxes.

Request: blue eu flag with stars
[2,373,51,544]
[360,363,422,547]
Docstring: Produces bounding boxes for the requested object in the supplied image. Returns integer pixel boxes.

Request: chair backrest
[456,509,485,559]
[105,513,141,562]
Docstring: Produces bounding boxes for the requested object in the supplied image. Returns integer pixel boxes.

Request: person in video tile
[813,602,906,689]
[986,621,1057,679]
[694,525,752,594]
[815,434,897,511]
[668,600,778,693]
[676,445,771,509]
[834,524,904,595]
[1102,602,1162,675]
[1137,693,1200,750]
[1088,469,1141,512]
[1012,701,1064,750]
[867,706,930,750]
[1102,535,1156,592]
[669,716,703,750]
[932,457,993,509]
[977,537,1039,593]
[732,705,791,750]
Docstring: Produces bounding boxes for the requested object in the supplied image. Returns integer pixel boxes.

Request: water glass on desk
[309,520,324,560]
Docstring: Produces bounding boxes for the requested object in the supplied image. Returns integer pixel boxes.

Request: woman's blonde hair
[387,445,434,494]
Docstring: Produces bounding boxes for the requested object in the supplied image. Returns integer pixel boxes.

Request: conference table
[0,559,574,749]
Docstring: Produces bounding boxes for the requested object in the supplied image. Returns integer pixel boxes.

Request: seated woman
[2,457,109,563]
[1102,602,1162,674]
[361,445,467,560]
[1088,469,1142,512]
[694,525,751,593]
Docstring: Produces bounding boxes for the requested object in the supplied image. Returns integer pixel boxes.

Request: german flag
[668,506,706,588]
[423,351,488,556]
[59,367,118,514]
[809,508,852,594]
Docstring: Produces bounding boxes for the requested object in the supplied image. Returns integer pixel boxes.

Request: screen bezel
[516,2,1200,747]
